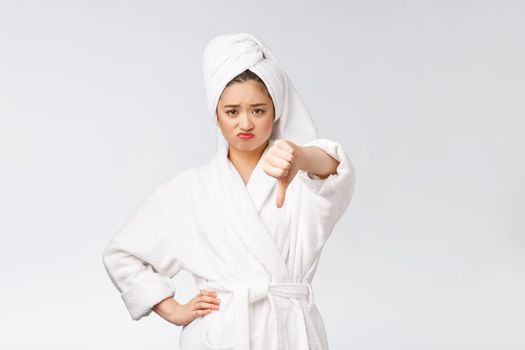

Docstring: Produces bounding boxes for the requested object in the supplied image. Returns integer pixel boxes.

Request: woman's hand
[263,139,302,208]
[153,290,221,327]
[263,139,341,208]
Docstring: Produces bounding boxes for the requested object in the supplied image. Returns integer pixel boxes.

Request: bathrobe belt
[199,280,324,350]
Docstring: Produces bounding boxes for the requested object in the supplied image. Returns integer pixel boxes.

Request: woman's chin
[231,139,266,153]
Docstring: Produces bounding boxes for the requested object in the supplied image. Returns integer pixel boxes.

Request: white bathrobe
[102,136,355,350]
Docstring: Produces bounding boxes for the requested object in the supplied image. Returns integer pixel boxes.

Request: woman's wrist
[295,145,307,171]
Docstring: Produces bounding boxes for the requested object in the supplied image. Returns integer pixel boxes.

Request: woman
[102,33,356,350]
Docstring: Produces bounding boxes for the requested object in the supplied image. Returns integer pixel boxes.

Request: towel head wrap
[201,33,318,153]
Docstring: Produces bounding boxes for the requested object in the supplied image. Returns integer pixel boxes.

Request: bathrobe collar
[226,138,276,214]
[209,138,290,282]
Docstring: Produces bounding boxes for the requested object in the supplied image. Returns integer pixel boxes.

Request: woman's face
[216,80,275,153]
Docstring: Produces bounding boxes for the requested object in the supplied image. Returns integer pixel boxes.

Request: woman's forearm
[297,145,339,179]
[152,296,180,323]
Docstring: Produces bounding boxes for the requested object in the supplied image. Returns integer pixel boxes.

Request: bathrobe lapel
[209,140,290,283]
[245,145,276,215]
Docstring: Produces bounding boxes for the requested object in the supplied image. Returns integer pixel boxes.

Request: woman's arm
[296,144,340,179]
[152,296,181,323]
[102,188,183,321]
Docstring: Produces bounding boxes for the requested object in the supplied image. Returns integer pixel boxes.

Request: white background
[1,1,524,349]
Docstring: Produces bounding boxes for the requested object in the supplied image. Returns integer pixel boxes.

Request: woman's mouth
[237,132,254,139]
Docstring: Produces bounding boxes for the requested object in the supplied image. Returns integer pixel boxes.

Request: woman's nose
[239,113,253,130]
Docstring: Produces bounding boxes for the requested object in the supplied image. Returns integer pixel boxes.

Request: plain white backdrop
[1,1,524,349]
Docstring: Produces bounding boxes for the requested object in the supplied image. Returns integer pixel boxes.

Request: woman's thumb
[276,178,288,208]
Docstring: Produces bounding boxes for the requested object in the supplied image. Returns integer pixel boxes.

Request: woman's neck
[227,139,270,185]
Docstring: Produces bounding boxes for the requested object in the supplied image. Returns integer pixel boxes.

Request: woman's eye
[226,110,237,116]
[253,108,264,114]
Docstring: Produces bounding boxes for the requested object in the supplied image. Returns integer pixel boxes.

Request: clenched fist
[262,139,302,208]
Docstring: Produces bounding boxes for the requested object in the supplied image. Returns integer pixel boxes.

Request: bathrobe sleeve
[102,186,183,321]
[296,138,356,232]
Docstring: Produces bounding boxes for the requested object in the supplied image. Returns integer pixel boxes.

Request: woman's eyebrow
[223,103,268,108]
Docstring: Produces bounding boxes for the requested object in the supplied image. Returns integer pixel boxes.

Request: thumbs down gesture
[262,139,341,208]
[262,139,301,208]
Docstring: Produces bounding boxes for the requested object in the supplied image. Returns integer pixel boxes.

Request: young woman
[103,33,355,350]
